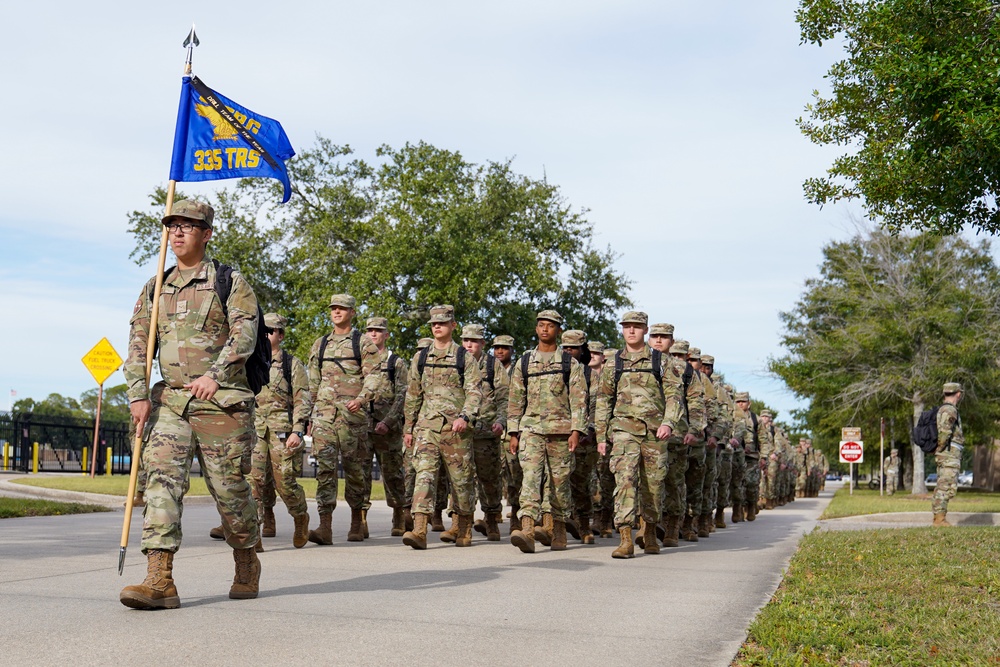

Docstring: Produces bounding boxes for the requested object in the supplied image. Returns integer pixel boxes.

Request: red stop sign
[840,441,863,463]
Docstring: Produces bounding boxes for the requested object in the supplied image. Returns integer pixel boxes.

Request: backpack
[417,345,467,386]
[913,405,949,454]
[318,329,363,374]
[384,351,399,387]
[484,354,497,390]
[749,411,760,453]
[607,348,664,414]
[154,259,271,395]
[520,350,573,388]
[280,350,293,423]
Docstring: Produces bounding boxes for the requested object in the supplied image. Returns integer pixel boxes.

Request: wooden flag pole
[89,383,103,479]
[118,182,176,575]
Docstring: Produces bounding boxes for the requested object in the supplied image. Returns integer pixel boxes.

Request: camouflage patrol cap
[943,382,964,394]
[365,317,388,330]
[760,409,773,418]
[649,322,675,336]
[734,391,750,402]
[701,354,715,365]
[890,448,898,455]
[428,305,456,324]
[561,330,587,347]
[536,309,564,325]
[461,324,486,340]
[724,383,734,392]
[163,199,214,228]
[619,311,648,326]
[669,340,689,355]
[263,313,287,330]
[588,341,605,354]
[492,335,514,348]
[604,348,619,358]
[688,346,702,360]
[329,294,357,309]
[416,337,433,349]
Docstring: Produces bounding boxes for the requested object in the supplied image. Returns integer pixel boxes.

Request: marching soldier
[883,448,900,496]
[562,330,598,544]
[589,341,616,539]
[734,392,761,522]
[664,339,707,545]
[691,350,728,537]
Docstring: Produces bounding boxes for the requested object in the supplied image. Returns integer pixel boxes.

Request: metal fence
[0,411,132,475]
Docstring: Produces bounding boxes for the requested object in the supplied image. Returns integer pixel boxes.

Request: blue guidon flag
[169,76,295,202]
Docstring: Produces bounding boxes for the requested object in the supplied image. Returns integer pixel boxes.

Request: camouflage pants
[312,419,369,514]
[932,446,961,514]
[517,431,573,522]
[610,430,667,529]
[796,468,808,495]
[504,441,523,512]
[699,444,718,515]
[684,442,707,517]
[402,444,415,507]
[744,457,761,509]
[411,427,474,516]
[595,449,615,514]
[571,435,599,520]
[364,430,406,510]
[141,399,258,553]
[885,471,898,495]
[250,427,307,517]
[472,434,504,514]
[716,449,733,510]
[730,449,746,506]
[662,441,690,517]
[763,455,780,501]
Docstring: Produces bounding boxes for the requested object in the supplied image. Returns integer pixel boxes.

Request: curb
[0,477,217,509]
[816,511,1000,531]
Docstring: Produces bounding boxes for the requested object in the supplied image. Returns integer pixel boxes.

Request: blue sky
[0,1,921,421]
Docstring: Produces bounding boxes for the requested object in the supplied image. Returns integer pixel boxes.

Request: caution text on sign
[81,338,123,386]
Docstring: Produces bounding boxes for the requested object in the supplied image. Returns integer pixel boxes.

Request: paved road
[0,484,834,667]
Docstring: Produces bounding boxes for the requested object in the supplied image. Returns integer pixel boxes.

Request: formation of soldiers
[255,300,832,557]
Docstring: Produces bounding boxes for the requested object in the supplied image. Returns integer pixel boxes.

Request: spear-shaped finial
[183,24,199,76]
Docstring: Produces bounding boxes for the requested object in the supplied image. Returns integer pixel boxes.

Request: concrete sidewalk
[817,510,1000,530]
[0,485,834,667]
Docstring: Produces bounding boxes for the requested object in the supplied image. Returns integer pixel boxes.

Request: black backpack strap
[318,334,330,373]
[456,347,466,386]
[520,352,531,386]
[351,329,362,365]
[562,351,572,386]
[651,349,662,387]
[583,364,592,392]
[386,352,397,386]
[281,350,293,424]
[485,355,496,390]
[212,259,233,316]
[417,346,431,377]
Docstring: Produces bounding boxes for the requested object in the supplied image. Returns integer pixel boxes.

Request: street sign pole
[89,384,103,479]
[879,417,885,496]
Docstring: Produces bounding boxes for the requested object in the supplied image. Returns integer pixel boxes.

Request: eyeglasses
[165,221,208,234]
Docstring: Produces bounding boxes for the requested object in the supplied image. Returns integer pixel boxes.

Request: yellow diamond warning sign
[82,338,123,386]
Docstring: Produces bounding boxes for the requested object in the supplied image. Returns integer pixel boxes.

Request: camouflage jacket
[474,353,509,438]
[936,403,964,449]
[743,411,763,458]
[715,379,745,448]
[370,348,408,434]
[671,357,707,438]
[594,345,685,444]
[507,348,587,435]
[758,422,777,459]
[308,329,386,427]
[254,350,310,434]
[404,341,484,434]
[125,258,258,414]
[701,373,730,442]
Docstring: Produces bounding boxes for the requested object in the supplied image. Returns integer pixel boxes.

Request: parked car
[825,472,841,481]
[925,473,938,488]
[958,471,973,488]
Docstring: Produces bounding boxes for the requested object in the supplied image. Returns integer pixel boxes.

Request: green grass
[10,475,384,501]
[734,528,1000,666]
[821,487,1000,519]
[0,497,111,519]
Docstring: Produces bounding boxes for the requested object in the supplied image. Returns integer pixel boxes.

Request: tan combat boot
[209,524,225,540]
[391,507,406,537]
[681,515,699,542]
[643,520,659,554]
[511,516,536,553]
[564,517,581,541]
[635,519,647,550]
[932,512,952,527]
[715,508,727,529]
[612,527,634,559]
[292,513,310,549]
[731,503,743,523]
[431,509,446,532]
[229,548,261,599]
[440,514,459,543]
[308,513,333,545]
[348,509,365,542]
[580,516,594,545]
[746,502,757,521]
[455,514,473,547]
[600,508,614,538]
[697,513,711,538]
[486,512,501,542]
[403,507,414,532]
[402,513,429,550]
[550,519,568,551]
[662,515,679,548]
[120,549,180,610]
[131,491,146,508]
[534,513,554,547]
[254,538,264,553]
[262,506,276,538]
[474,517,489,537]
[360,509,369,538]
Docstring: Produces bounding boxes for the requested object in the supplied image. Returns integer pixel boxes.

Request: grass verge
[10,476,384,501]
[734,528,1000,666]
[821,487,1000,519]
[0,497,111,519]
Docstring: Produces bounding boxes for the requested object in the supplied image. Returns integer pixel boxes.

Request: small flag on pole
[168,76,295,202]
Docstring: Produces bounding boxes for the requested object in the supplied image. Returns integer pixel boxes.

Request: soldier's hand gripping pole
[119,181,176,575]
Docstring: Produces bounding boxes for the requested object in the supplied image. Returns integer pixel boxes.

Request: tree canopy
[797,0,1000,234]
[770,225,1000,491]
[127,138,632,361]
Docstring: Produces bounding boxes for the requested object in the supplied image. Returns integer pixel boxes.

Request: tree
[79,384,131,424]
[128,138,633,360]
[797,0,1000,234]
[769,224,1000,493]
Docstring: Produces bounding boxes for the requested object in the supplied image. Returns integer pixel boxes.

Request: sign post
[879,418,886,496]
[839,435,864,495]
[81,338,123,479]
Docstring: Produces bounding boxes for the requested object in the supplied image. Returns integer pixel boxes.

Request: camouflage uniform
[564,331,599,537]
[307,295,386,526]
[251,314,310,526]
[932,384,965,518]
[462,325,507,522]
[507,312,588,529]
[364,323,408,515]
[883,450,899,496]
[713,377,737,518]
[730,396,752,520]
[749,411,772,513]
[125,257,259,554]
[403,338,433,512]
[595,332,685,533]
[491,336,521,527]
[663,341,707,523]
[404,312,484,521]
[693,352,728,533]
[759,411,779,507]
